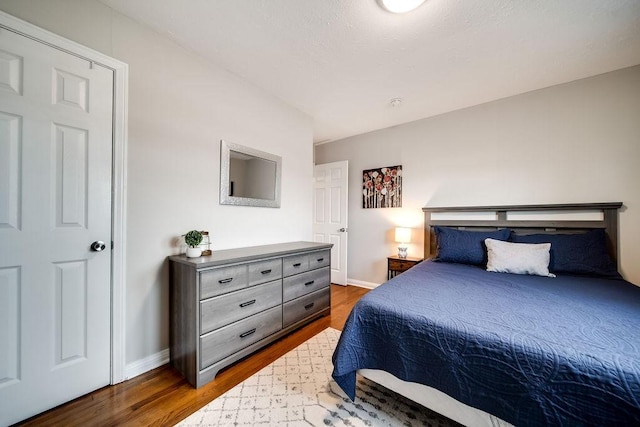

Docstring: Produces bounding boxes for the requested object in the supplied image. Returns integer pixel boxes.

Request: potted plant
[184,230,203,258]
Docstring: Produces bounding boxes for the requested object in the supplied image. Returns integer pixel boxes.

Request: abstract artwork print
[362,165,402,208]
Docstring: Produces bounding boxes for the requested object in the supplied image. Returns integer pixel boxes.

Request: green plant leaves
[184,230,203,248]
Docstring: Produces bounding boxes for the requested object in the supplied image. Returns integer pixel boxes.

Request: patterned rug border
[176,327,459,426]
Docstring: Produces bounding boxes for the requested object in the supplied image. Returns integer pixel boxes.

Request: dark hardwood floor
[17,284,370,427]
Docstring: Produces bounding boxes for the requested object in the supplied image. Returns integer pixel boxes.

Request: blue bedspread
[332,260,640,426]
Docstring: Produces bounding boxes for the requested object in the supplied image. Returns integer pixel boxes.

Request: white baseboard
[124,348,170,380]
[347,278,381,289]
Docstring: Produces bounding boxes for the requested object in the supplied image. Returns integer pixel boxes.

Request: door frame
[0,11,129,384]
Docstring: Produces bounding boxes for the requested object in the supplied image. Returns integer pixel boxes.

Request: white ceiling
[99,0,640,143]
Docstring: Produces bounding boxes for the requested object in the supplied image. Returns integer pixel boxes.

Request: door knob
[338,228,347,232]
[91,241,106,252]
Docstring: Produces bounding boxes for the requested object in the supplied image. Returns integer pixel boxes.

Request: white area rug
[176,327,459,426]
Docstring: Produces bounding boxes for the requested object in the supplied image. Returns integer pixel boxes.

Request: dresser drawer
[283,266,330,302]
[200,280,282,335]
[200,264,249,299]
[200,306,282,370]
[248,259,282,286]
[283,253,309,276]
[283,287,330,328]
[308,250,330,270]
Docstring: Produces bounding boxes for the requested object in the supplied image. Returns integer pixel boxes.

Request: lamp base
[397,246,408,258]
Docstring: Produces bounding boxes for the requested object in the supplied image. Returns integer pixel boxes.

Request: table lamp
[395,227,411,258]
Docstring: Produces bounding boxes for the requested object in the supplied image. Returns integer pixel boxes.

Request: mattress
[332,260,640,426]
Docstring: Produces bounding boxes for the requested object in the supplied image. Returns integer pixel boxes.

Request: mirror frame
[220,139,282,208]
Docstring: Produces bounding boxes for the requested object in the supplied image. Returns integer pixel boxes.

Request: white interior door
[0,27,114,425]
[313,161,348,285]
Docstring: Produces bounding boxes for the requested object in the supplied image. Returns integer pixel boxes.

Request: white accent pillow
[485,238,556,278]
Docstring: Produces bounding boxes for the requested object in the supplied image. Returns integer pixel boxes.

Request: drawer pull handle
[317,258,324,262]
[239,299,256,308]
[239,328,256,338]
[293,263,302,267]
[261,269,272,275]
[304,302,315,310]
[218,278,233,284]
[304,280,315,286]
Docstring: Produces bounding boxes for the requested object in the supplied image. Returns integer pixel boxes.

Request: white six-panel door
[0,27,113,425]
[313,161,348,285]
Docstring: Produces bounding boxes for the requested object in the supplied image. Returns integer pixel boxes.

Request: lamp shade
[395,227,411,243]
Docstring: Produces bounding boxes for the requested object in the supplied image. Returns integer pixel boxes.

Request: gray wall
[229,158,247,197]
[0,0,314,370]
[245,158,276,200]
[316,65,640,286]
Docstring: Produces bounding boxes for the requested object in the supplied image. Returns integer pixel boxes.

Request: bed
[332,203,640,426]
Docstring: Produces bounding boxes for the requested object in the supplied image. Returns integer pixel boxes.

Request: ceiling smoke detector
[390,98,403,107]
[377,0,426,14]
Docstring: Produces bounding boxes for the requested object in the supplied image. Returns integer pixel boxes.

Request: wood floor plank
[15,284,369,427]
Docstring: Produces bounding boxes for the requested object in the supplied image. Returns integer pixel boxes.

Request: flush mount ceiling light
[390,98,403,107]
[377,0,426,14]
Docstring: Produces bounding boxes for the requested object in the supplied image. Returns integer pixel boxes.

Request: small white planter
[186,247,202,258]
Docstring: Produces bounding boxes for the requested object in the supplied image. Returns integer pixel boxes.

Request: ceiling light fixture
[377,0,426,14]
[390,98,403,107]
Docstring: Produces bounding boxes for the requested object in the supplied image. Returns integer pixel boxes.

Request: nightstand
[387,256,423,280]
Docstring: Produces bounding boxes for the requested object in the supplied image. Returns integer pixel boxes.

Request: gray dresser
[169,241,332,388]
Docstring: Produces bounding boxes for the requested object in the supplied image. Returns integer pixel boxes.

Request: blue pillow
[434,227,510,266]
[510,229,620,278]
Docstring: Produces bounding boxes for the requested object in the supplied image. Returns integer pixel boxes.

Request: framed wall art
[362,165,402,208]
